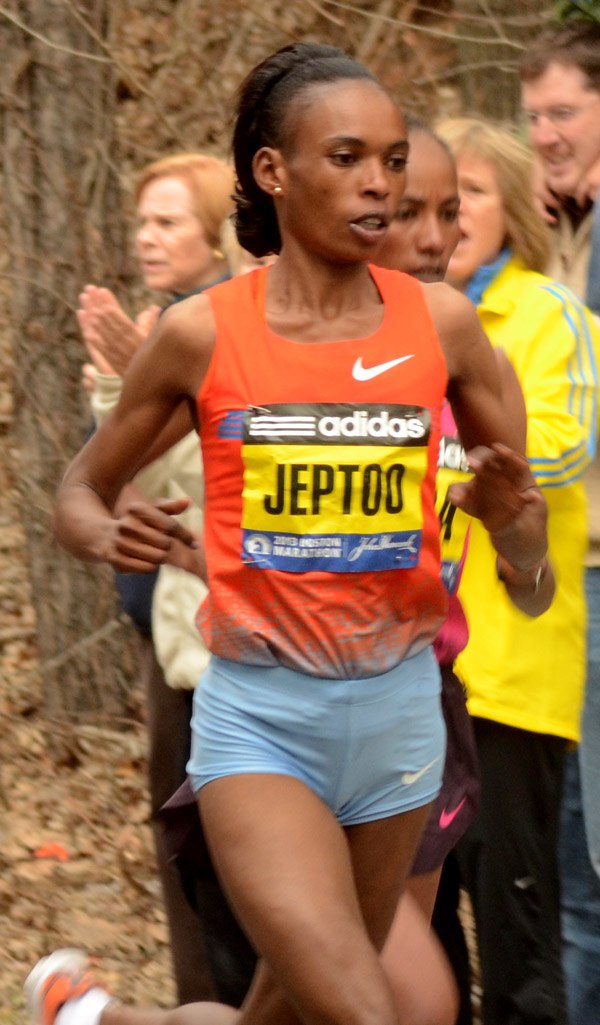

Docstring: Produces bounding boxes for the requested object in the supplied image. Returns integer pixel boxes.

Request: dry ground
[0,702,178,1024]
[0,316,177,1021]
[0,536,177,1023]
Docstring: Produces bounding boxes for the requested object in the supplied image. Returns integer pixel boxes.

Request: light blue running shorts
[187,647,445,826]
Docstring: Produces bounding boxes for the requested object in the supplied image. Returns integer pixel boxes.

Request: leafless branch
[59,0,186,145]
[41,616,129,674]
[0,5,112,62]
[304,0,346,25]
[310,0,537,49]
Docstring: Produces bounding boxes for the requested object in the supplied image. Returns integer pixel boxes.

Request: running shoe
[24,948,101,1025]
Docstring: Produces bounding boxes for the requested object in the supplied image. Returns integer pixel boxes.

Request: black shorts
[411,664,480,876]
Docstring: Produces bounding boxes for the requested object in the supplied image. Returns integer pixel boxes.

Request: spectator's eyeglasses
[524,100,599,128]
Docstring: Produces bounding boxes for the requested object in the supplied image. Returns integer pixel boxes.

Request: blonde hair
[435,118,552,273]
[134,153,235,251]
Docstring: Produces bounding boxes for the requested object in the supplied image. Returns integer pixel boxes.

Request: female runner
[29,43,548,1025]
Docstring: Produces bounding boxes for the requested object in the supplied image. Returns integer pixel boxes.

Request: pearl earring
[273,185,282,195]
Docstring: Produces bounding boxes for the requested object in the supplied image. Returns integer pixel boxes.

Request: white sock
[55,989,115,1025]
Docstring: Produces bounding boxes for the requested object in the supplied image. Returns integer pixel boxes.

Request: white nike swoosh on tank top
[352,355,415,381]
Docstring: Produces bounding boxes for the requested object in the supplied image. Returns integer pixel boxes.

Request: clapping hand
[531,153,600,222]
[531,160,560,225]
[77,285,160,376]
[575,155,600,207]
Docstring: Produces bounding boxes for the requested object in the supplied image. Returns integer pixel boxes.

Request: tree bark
[0,0,138,718]
[454,0,551,121]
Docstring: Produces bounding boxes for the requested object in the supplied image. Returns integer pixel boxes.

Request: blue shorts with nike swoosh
[187,646,445,825]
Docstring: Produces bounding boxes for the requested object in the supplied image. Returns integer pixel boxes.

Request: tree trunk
[0,0,138,719]
[454,1,551,121]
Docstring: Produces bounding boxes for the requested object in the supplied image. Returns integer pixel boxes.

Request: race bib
[240,403,431,573]
[436,432,471,594]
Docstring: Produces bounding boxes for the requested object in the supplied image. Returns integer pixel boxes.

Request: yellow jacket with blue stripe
[455,256,600,741]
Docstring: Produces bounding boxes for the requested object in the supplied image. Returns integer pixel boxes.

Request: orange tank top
[196,264,448,679]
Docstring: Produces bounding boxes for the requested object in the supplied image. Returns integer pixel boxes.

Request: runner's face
[375,132,460,281]
[275,79,408,264]
[446,154,507,291]
[522,63,600,199]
